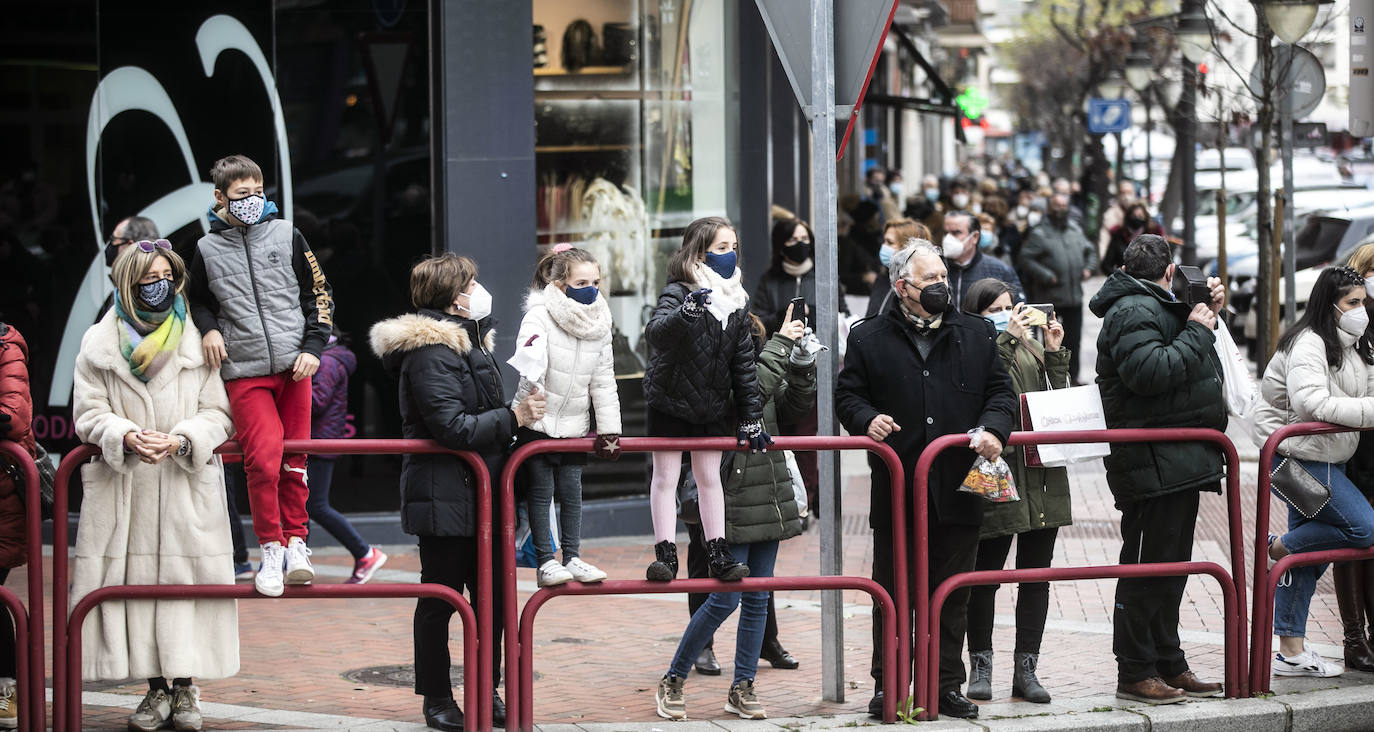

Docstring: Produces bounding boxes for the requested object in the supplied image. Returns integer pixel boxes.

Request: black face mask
[906,280,950,315]
[1049,210,1069,227]
[1128,216,1147,229]
[782,242,812,263]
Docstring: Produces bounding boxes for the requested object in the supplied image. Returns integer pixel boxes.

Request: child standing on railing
[641,216,771,584]
[508,245,622,586]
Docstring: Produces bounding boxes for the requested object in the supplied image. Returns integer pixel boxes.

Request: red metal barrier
[53,439,494,731]
[1250,422,1374,693]
[0,439,44,732]
[912,428,1248,720]
[500,436,908,730]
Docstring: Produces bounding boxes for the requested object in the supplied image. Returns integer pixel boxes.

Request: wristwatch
[176,435,190,457]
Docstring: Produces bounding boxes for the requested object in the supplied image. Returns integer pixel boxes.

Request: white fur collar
[369,313,495,357]
[538,283,612,341]
[692,264,748,330]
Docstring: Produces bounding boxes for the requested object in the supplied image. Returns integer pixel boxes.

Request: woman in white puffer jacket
[509,245,623,586]
[1256,265,1374,678]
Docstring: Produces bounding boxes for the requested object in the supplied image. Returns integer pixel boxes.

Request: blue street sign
[1088,98,1132,134]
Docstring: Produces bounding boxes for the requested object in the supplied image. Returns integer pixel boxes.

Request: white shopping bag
[1021,384,1112,466]
[1213,320,1259,417]
[784,450,808,517]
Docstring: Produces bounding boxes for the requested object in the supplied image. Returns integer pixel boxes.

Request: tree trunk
[1254,16,1277,370]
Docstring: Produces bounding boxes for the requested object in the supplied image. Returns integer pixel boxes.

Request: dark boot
[1011,652,1051,703]
[491,690,506,728]
[1333,562,1374,672]
[422,695,464,731]
[1362,560,1374,652]
[694,645,721,675]
[966,650,992,700]
[760,639,799,669]
[705,537,749,580]
[646,540,679,581]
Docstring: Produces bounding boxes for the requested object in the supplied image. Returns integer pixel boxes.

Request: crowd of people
[5,154,1374,732]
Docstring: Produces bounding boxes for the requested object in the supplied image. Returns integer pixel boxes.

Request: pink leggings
[649,451,725,542]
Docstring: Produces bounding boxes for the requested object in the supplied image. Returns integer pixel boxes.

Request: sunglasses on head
[135,239,172,253]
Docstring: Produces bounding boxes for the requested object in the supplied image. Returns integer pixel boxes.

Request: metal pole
[1179,8,1199,266]
[1270,189,1284,361]
[1145,90,1154,200]
[809,0,845,704]
[1281,75,1297,325]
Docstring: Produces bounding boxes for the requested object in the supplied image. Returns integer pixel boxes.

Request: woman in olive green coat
[960,278,1073,705]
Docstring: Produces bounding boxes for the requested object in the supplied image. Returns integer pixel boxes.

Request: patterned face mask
[226,193,267,225]
[138,278,175,311]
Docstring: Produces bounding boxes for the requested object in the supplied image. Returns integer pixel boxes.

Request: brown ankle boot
[1333,562,1374,672]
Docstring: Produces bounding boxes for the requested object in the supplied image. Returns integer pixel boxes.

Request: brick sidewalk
[4,454,1339,730]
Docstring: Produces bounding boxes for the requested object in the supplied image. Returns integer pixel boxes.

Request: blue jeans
[306,459,370,560]
[525,454,584,564]
[667,540,779,684]
[1274,460,1374,637]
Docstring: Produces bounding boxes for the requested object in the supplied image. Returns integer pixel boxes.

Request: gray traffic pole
[809,0,845,704]
[1281,78,1297,326]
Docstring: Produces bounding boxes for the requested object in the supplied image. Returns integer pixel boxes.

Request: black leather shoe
[867,690,884,718]
[938,690,979,719]
[695,645,722,675]
[422,695,464,731]
[761,641,799,669]
[492,691,506,727]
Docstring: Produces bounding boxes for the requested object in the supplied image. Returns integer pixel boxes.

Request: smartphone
[1024,303,1056,327]
[789,297,808,326]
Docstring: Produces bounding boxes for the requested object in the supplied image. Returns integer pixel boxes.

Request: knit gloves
[593,433,622,461]
[681,288,713,318]
[737,419,773,453]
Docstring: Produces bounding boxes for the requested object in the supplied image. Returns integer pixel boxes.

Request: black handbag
[2,441,54,520]
[1270,457,1333,519]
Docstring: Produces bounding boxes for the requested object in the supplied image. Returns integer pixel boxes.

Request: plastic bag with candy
[959,457,1020,503]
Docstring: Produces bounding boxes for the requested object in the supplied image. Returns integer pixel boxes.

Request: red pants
[225,372,311,546]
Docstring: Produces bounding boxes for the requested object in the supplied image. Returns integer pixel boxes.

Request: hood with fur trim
[370,309,496,378]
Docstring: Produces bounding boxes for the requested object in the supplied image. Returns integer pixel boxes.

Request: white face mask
[1365,276,1374,300]
[951,193,970,209]
[1337,304,1371,336]
[941,232,967,260]
[1027,211,1043,227]
[457,282,493,321]
[970,202,983,215]
[1016,204,1029,218]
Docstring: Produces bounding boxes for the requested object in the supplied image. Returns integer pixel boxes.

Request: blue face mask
[987,309,1011,332]
[705,250,738,280]
[879,244,896,267]
[979,231,998,252]
[565,284,598,305]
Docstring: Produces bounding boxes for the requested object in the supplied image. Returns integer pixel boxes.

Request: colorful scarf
[113,292,186,382]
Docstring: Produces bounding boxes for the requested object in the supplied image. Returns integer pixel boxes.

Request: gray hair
[116,215,159,241]
[890,239,941,286]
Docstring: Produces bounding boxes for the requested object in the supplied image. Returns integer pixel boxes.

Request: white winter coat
[71,308,239,681]
[511,285,622,437]
[1255,328,1374,463]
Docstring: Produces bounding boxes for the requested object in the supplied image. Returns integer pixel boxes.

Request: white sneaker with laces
[536,559,574,587]
[284,537,314,585]
[255,542,285,597]
[564,557,607,583]
[1274,649,1344,677]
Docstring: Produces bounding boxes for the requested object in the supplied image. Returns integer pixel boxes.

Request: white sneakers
[284,537,315,585]
[255,542,286,597]
[536,560,574,587]
[564,557,607,583]
[537,557,607,586]
[1273,649,1344,677]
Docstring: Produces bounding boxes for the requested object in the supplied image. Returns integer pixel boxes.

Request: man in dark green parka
[1089,234,1227,706]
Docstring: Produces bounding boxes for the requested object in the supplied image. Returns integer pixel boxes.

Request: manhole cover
[342,664,541,687]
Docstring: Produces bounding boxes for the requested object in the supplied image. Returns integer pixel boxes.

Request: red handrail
[53,439,494,731]
[1250,422,1374,693]
[0,439,43,732]
[499,436,908,730]
[912,428,1248,719]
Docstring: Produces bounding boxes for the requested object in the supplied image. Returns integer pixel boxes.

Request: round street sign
[1251,45,1327,119]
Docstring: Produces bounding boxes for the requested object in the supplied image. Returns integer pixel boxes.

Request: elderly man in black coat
[837,243,1017,720]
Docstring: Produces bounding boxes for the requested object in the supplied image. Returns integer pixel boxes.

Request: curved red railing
[912,428,1248,719]
[0,439,43,732]
[500,436,908,730]
[53,439,493,731]
[1250,422,1374,693]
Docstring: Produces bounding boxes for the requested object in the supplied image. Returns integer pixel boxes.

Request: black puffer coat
[836,308,1017,528]
[370,309,516,537]
[1089,270,1227,506]
[643,281,763,425]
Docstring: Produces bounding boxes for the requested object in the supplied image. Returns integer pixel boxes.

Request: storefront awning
[867,24,965,141]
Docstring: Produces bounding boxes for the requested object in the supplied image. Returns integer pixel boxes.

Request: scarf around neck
[692,263,749,331]
[781,258,814,277]
[114,292,186,382]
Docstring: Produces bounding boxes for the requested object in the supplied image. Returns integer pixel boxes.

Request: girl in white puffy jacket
[509,246,623,586]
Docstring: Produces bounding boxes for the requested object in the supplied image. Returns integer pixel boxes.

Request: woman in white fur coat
[508,245,622,587]
[72,242,236,732]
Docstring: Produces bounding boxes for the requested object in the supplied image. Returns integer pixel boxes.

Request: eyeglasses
[135,239,172,253]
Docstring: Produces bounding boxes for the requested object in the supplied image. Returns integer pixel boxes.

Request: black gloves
[737,419,773,453]
[681,288,713,317]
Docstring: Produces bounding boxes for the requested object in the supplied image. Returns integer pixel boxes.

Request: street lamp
[1257,0,1335,44]
[1176,6,1213,63]
[1125,39,1154,92]
[1098,67,1128,98]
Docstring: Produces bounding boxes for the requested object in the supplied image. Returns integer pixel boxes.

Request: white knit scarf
[692,263,748,330]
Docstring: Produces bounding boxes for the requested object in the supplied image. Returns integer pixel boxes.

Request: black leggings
[965,528,1059,654]
[0,568,12,678]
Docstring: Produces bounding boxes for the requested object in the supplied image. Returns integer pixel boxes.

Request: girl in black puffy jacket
[642,216,770,583]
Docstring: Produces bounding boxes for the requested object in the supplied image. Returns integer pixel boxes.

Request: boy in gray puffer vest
[187,154,335,598]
